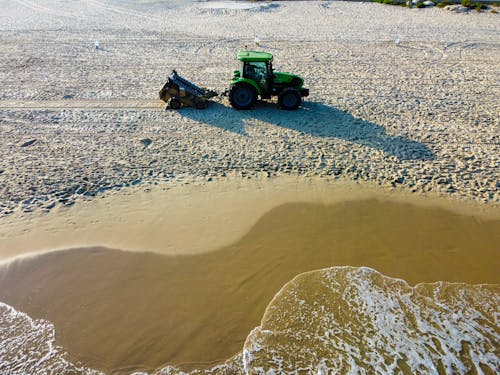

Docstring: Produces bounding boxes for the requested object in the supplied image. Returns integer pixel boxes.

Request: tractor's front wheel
[228,83,256,110]
[278,88,301,110]
[169,98,181,110]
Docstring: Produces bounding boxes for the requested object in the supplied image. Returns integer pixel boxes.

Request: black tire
[228,83,256,110]
[278,88,301,110]
[169,98,181,110]
[195,101,207,110]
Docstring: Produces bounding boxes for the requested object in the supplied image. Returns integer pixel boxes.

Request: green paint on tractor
[237,51,273,62]
[229,50,309,110]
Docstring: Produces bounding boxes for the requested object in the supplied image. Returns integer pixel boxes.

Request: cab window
[243,62,268,81]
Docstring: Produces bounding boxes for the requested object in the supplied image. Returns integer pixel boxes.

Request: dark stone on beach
[20,139,37,147]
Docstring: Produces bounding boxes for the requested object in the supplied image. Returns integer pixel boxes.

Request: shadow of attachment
[178,100,435,161]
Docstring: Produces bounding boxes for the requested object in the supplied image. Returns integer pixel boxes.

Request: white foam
[2,267,498,374]
[243,267,500,374]
[0,302,102,374]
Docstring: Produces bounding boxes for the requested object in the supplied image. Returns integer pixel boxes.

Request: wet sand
[1,176,498,263]
[0,199,498,373]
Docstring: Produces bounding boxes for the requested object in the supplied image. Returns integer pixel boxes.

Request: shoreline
[1,192,498,372]
[2,264,497,374]
[1,175,499,264]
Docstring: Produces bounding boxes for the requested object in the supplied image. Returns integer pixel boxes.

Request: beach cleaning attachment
[159,70,218,110]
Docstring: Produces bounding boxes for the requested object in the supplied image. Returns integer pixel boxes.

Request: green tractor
[228,51,309,110]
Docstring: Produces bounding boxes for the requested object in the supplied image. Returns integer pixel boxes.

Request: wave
[1,267,498,374]
[0,302,101,375]
[242,267,500,374]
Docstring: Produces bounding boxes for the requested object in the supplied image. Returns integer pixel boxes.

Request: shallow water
[243,267,500,374]
[0,199,498,373]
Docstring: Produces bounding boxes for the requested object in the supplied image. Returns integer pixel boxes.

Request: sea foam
[242,267,500,374]
[1,267,498,374]
[0,302,101,374]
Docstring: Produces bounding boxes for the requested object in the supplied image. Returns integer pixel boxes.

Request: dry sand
[0,0,499,218]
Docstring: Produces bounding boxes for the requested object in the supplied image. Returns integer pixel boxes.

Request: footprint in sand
[140,138,153,148]
[20,139,37,147]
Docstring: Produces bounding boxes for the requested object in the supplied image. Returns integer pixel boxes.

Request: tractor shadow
[179,100,435,161]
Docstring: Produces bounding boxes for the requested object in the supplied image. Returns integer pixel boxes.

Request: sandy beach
[0,0,499,218]
[0,1,499,374]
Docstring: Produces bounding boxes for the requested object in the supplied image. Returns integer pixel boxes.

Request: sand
[1,176,498,263]
[0,0,499,219]
[0,1,499,374]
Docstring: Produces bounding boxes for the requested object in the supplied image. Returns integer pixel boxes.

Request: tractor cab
[238,51,274,98]
[229,51,309,110]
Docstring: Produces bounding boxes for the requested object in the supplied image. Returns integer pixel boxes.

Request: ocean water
[0,302,100,375]
[1,267,498,374]
[242,267,500,374]
[0,200,499,374]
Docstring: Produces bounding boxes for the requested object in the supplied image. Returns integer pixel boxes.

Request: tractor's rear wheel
[278,88,301,110]
[229,83,256,110]
[169,98,181,110]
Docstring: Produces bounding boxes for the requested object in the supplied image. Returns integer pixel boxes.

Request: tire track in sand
[0,99,165,111]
